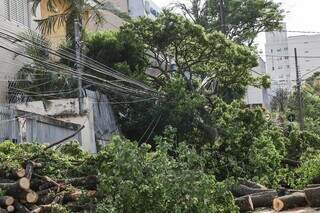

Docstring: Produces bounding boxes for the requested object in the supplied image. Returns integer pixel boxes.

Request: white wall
[128,0,160,19]
[0,1,36,103]
[245,57,270,108]
[265,23,320,94]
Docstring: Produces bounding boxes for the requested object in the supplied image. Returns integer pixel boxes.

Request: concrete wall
[15,91,119,153]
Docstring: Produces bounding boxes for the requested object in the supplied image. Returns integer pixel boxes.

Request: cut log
[58,175,98,190]
[235,195,254,212]
[231,184,272,197]
[37,186,59,196]
[273,192,307,211]
[7,189,38,204]
[63,190,97,203]
[304,186,320,207]
[0,196,14,206]
[12,169,26,179]
[251,190,278,208]
[239,180,267,190]
[25,161,33,180]
[306,184,320,188]
[14,202,30,213]
[6,206,14,213]
[0,177,30,192]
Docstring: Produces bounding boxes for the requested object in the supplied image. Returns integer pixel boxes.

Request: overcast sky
[153,0,320,54]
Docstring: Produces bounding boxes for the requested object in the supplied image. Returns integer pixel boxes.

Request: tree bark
[7,189,38,204]
[238,180,267,190]
[232,184,272,197]
[273,192,307,211]
[251,190,278,208]
[304,186,320,207]
[235,195,254,212]
[0,178,30,191]
[57,175,98,190]
[14,202,30,213]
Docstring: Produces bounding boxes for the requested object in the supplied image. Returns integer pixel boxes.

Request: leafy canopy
[174,0,284,45]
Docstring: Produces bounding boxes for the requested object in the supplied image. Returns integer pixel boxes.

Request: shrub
[96,135,238,213]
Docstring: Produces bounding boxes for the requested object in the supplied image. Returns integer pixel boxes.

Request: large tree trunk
[235,195,254,212]
[273,192,307,211]
[304,186,320,207]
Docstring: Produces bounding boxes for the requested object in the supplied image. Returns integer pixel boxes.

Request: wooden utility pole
[294,48,304,129]
[219,0,226,34]
[74,17,83,113]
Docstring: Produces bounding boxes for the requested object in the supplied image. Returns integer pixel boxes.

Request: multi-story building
[265,23,320,94]
[38,0,162,47]
[128,0,161,19]
[0,0,35,103]
[244,57,270,108]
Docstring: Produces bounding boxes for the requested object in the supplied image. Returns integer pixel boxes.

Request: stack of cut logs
[0,161,98,213]
[233,180,320,212]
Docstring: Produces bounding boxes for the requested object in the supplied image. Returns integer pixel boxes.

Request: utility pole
[294,48,304,130]
[74,17,83,113]
[219,0,226,34]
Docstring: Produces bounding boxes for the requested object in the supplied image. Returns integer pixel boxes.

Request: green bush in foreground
[96,134,238,213]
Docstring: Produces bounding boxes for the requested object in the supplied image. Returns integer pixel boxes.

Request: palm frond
[35,12,70,35]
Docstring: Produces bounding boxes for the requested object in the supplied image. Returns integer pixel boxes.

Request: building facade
[244,57,270,108]
[265,24,320,94]
[0,0,35,103]
[128,0,161,19]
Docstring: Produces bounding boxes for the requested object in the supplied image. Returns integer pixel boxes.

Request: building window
[277,48,281,52]
[305,51,309,53]
[278,66,282,69]
[272,67,275,71]
[271,49,273,53]
[287,65,290,68]
[0,0,30,27]
[304,42,309,44]
[284,47,288,51]
[284,56,289,59]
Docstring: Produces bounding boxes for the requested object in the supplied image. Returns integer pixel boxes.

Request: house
[0,0,37,103]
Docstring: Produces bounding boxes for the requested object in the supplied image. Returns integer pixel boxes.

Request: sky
[153,0,320,54]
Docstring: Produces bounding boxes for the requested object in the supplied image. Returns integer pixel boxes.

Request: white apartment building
[128,0,161,19]
[245,57,270,108]
[0,0,36,103]
[265,24,320,94]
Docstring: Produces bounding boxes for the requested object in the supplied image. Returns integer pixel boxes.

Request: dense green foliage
[96,134,237,213]
[0,138,238,212]
[174,0,284,45]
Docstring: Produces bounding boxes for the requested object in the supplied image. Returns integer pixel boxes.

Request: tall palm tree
[32,0,128,41]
